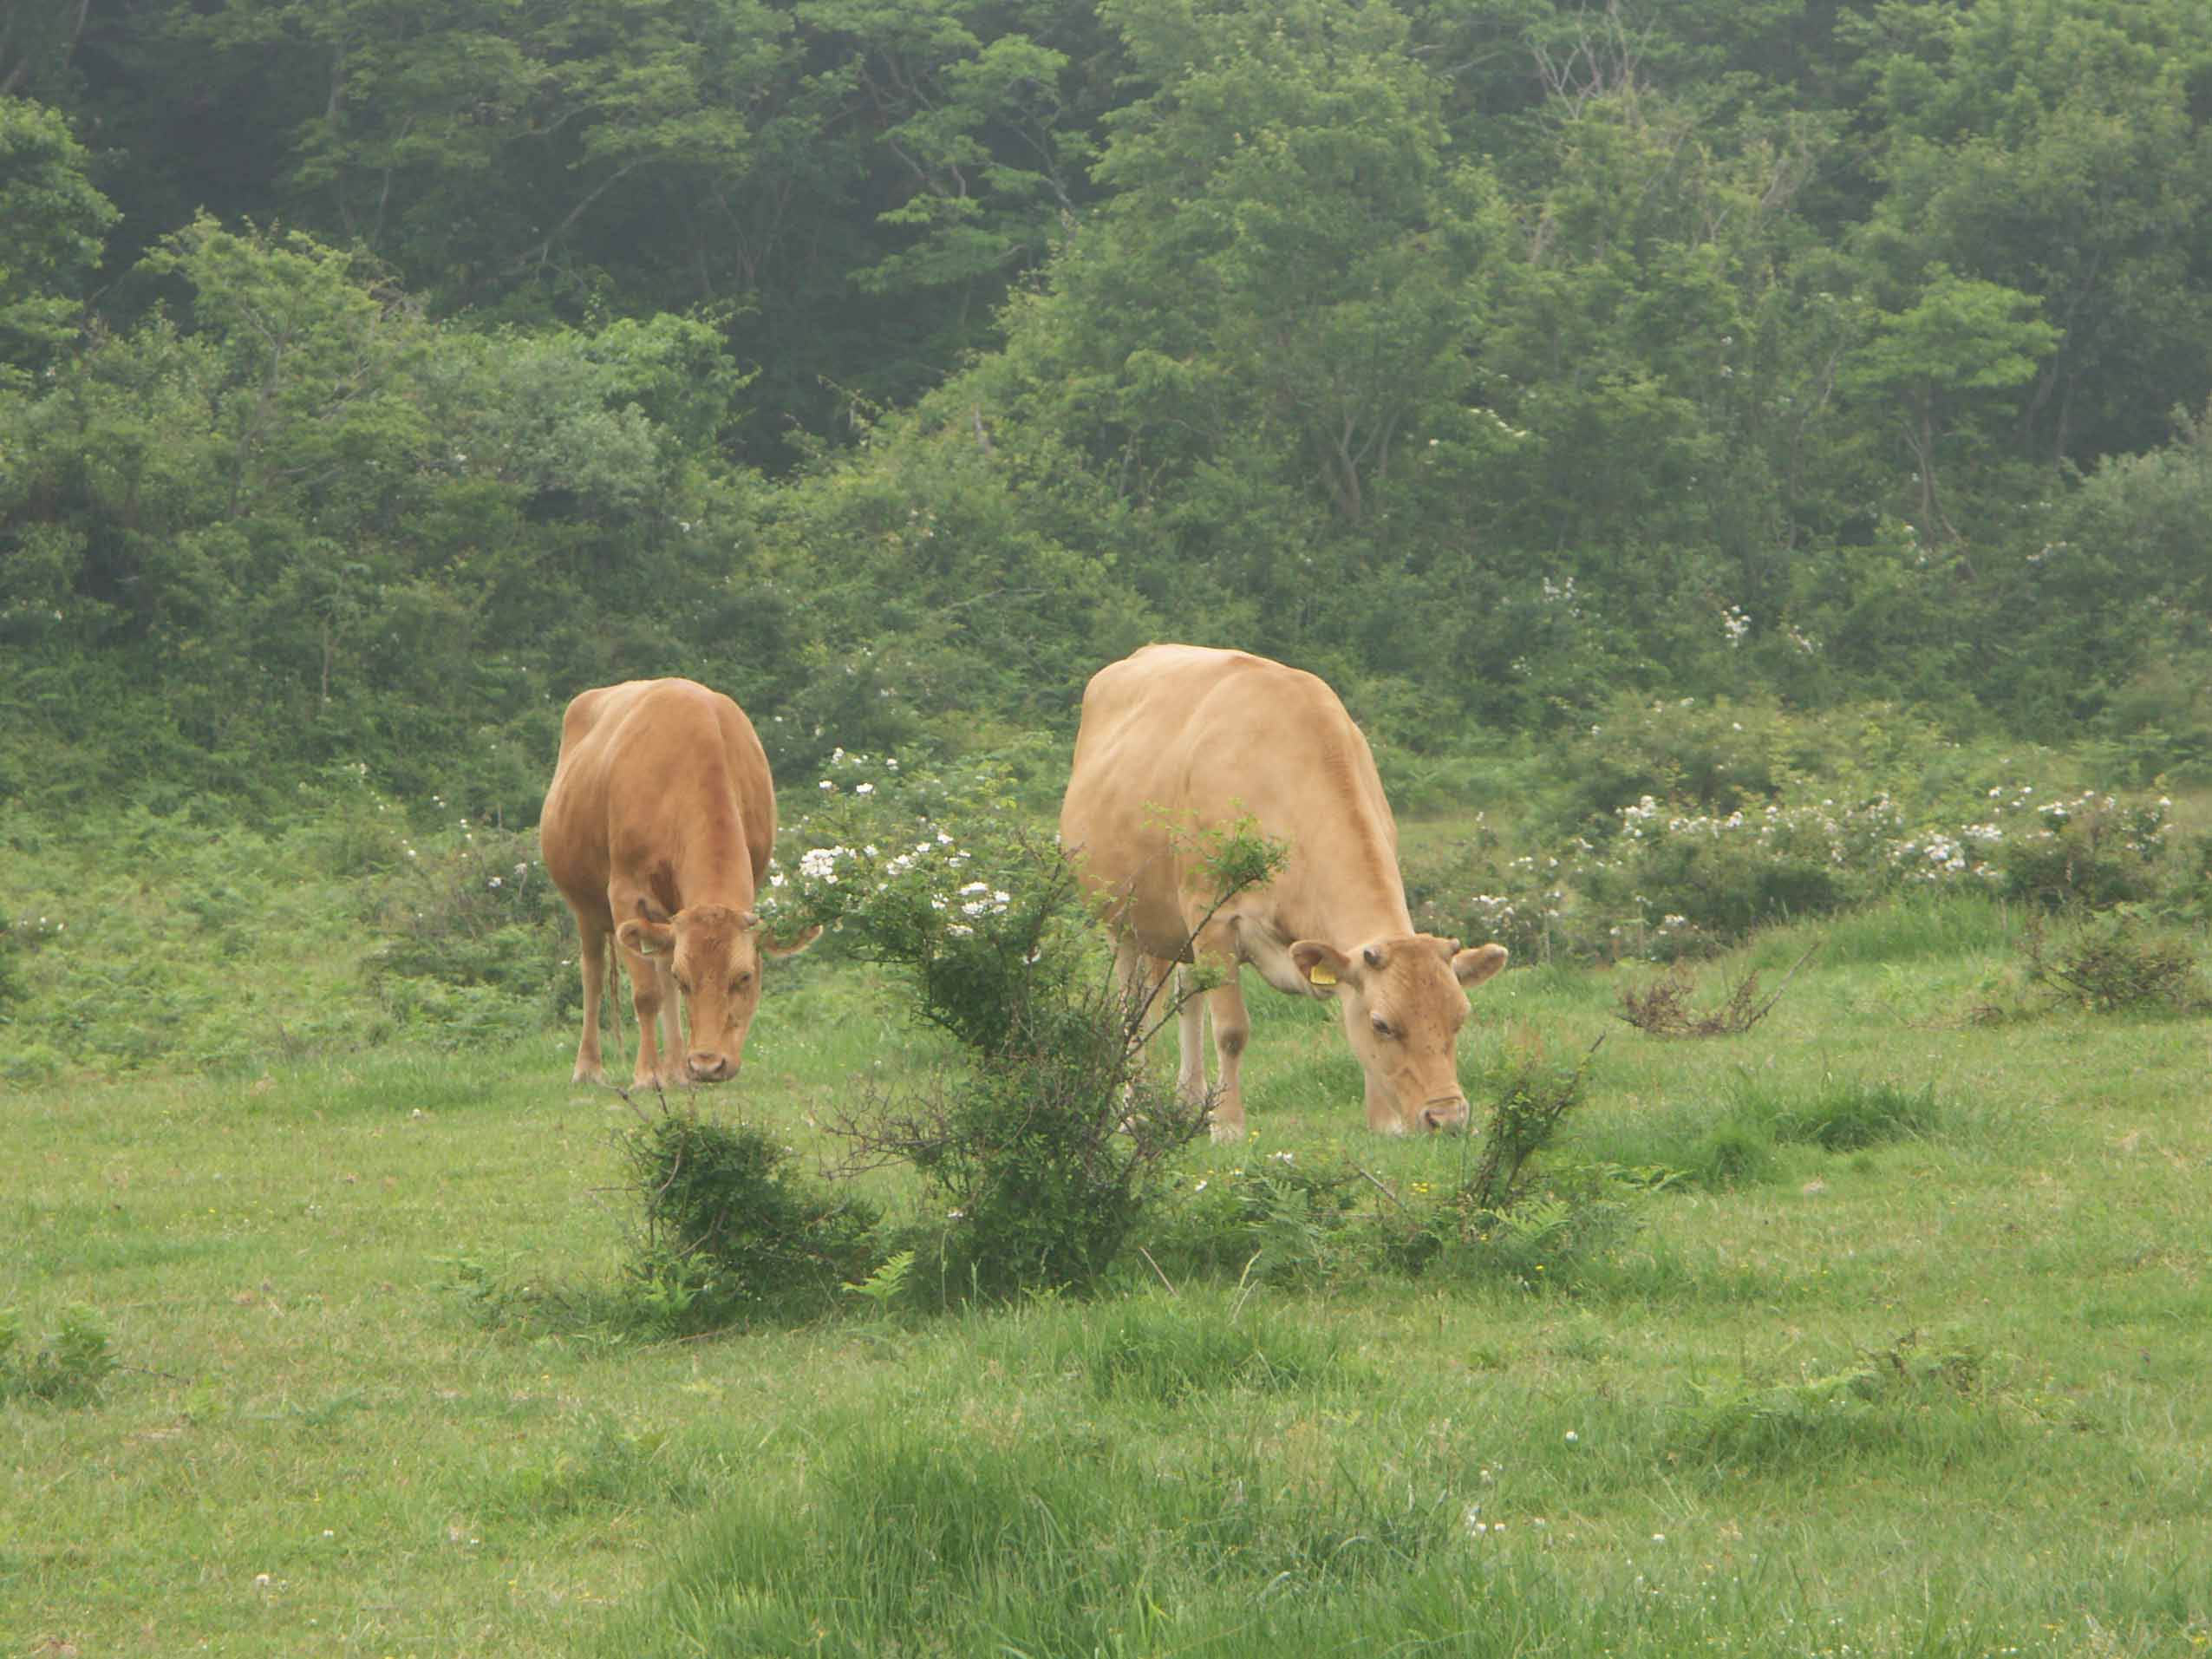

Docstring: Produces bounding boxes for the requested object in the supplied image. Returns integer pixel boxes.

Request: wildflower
[819,780,833,793]
[1564,1430,1579,1442]
[487,876,503,889]
[855,782,875,796]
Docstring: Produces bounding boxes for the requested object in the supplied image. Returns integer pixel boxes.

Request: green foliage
[1368,1042,1628,1289]
[840,1250,917,1312]
[767,751,1223,1297]
[0,100,119,383]
[1993,791,2178,911]
[1672,1336,2006,1472]
[367,811,573,1044]
[618,1108,884,1329]
[0,1303,118,1406]
[2020,911,2208,1016]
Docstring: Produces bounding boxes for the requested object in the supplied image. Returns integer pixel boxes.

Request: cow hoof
[1208,1119,1246,1145]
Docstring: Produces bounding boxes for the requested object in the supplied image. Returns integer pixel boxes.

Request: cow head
[1289,934,1508,1133]
[616,900,821,1084]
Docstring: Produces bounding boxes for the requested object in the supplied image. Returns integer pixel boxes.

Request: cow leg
[571,913,611,1084]
[653,958,683,1084]
[1174,966,1210,1105]
[621,945,671,1091]
[1204,970,1253,1142]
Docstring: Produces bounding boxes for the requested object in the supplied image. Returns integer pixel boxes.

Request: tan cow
[540,678,818,1089]
[1059,644,1506,1140]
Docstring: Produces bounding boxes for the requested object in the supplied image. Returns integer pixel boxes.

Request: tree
[1843,265,2059,544]
[0,98,117,383]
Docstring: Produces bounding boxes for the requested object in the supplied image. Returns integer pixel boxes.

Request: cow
[540,678,818,1090]
[1058,644,1507,1140]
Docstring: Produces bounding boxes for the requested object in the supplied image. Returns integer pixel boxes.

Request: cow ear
[762,924,822,958]
[617,917,675,957]
[1289,940,1352,992]
[1452,943,1508,988]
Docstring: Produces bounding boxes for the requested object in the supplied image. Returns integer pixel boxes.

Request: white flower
[855,782,875,795]
[1564,1430,1579,1442]
[948,923,974,937]
[819,780,833,793]
[487,876,503,888]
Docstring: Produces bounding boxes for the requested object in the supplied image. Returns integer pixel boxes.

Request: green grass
[6,854,2212,1654]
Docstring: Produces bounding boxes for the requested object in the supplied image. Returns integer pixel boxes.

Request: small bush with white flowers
[763,751,1279,1297]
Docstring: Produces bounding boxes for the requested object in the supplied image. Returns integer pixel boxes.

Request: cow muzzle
[1418,1096,1470,1133]
[685,1049,736,1085]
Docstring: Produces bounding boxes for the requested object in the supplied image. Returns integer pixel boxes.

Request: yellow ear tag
[1308,964,1338,986]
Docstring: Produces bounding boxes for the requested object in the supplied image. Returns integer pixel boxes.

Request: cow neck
[647,774,757,913]
[1274,807,1413,949]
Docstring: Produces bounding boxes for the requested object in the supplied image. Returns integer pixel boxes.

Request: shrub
[0,911,63,1014]
[832,969,1210,1300]
[1374,1042,1629,1287]
[1671,1336,2002,1471]
[368,811,574,1030]
[764,751,1263,1297]
[1994,791,2176,911]
[618,1108,883,1329]
[1615,944,1819,1037]
[2021,911,2207,1015]
[0,1304,118,1406]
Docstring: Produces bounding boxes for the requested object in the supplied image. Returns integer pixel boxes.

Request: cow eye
[731,972,754,992]
[674,973,695,995]
[1371,1016,1393,1038]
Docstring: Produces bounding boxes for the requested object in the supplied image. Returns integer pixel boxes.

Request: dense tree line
[4,0,2212,820]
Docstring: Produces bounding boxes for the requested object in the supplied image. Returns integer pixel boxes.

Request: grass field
[6,889,2212,1656]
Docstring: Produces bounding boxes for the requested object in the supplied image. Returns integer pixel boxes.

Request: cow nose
[1419,1097,1470,1133]
[685,1050,734,1084]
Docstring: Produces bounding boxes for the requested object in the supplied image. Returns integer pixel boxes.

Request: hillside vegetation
[6,0,2212,814]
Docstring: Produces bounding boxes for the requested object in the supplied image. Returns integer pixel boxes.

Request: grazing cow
[540,678,818,1089]
[1059,644,1507,1140]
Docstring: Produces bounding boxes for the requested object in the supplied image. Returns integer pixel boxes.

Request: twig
[1748,942,1822,1025]
[1229,1249,1264,1321]
[1356,1166,1406,1210]
[1136,1245,1177,1293]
